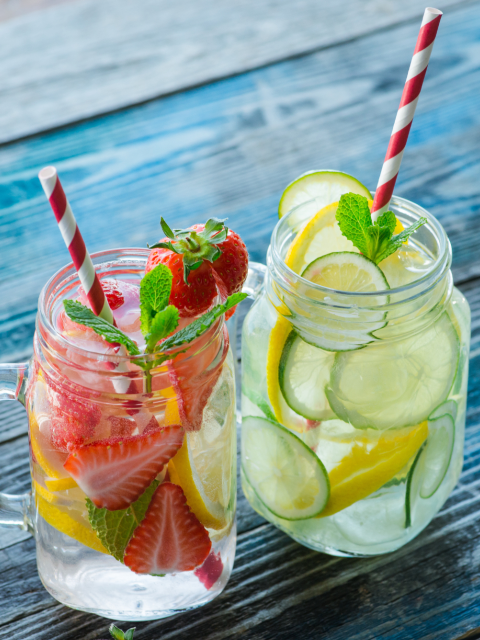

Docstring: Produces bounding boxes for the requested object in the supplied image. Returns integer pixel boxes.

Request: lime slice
[279,171,371,228]
[327,312,460,431]
[242,416,330,520]
[298,252,390,351]
[279,331,335,420]
[419,402,456,498]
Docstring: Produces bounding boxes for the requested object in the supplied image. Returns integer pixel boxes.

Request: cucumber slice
[405,444,425,528]
[279,331,335,420]
[299,252,389,351]
[429,399,458,422]
[279,171,372,228]
[242,416,330,520]
[420,412,455,498]
[326,312,460,430]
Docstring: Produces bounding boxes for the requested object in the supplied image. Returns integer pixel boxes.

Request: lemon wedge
[168,367,236,530]
[319,421,428,517]
[35,490,108,554]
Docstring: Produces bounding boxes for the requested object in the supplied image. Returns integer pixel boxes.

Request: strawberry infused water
[24,203,248,618]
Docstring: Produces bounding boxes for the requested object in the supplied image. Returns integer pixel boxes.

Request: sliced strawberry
[108,415,135,438]
[46,378,101,452]
[64,426,184,510]
[194,551,224,589]
[124,482,211,574]
[169,327,229,431]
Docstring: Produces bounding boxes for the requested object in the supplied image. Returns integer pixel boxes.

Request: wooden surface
[0,0,470,143]
[1,0,480,638]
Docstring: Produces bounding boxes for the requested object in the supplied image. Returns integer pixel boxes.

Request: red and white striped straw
[38,166,115,325]
[371,7,442,221]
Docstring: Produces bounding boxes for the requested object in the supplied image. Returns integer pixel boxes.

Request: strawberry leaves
[336,193,427,264]
[150,217,228,282]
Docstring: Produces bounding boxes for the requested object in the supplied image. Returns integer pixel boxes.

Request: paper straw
[39,166,132,394]
[38,166,115,324]
[371,7,442,221]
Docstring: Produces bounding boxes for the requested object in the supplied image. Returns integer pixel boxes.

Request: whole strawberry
[147,218,248,318]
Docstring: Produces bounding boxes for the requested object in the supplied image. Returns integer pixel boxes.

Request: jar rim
[269,194,451,304]
[37,247,224,365]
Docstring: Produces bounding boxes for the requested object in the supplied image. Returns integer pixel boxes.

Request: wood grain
[1,3,480,638]
[2,3,480,363]
[0,0,471,143]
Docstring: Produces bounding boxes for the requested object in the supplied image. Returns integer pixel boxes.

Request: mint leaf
[365,223,394,265]
[63,300,140,356]
[376,210,397,235]
[158,292,247,353]
[336,193,426,265]
[86,479,159,562]
[109,625,136,640]
[376,217,428,264]
[336,193,373,255]
[140,264,173,335]
[145,305,179,352]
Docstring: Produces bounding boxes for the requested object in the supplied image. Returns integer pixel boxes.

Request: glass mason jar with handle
[240,195,470,557]
[0,248,237,621]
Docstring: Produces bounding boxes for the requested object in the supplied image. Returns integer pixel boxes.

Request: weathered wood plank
[0,0,470,144]
[2,452,480,640]
[2,3,480,362]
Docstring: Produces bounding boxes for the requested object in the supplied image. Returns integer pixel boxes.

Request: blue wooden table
[1,0,480,637]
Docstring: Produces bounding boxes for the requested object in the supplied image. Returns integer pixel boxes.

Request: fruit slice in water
[319,421,428,518]
[124,483,212,575]
[286,202,358,275]
[169,366,236,530]
[64,426,184,510]
[279,171,371,228]
[326,312,460,430]
[267,317,311,433]
[298,252,389,351]
[420,413,455,499]
[279,331,335,420]
[35,491,108,554]
[242,416,330,520]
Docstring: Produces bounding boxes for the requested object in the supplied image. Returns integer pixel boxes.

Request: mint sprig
[86,479,159,562]
[109,624,136,640]
[63,300,140,355]
[336,193,427,264]
[139,264,180,354]
[157,292,247,353]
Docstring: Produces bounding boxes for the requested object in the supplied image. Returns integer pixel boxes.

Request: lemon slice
[35,490,108,554]
[279,171,371,228]
[319,421,428,517]
[168,366,236,530]
[286,201,357,274]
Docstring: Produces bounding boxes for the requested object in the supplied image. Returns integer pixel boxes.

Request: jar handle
[226,262,267,418]
[242,262,267,299]
[0,362,33,532]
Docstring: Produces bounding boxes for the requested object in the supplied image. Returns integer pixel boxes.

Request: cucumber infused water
[241,172,470,556]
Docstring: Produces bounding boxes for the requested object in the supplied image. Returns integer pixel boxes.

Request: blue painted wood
[1,2,480,638]
[2,2,480,364]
